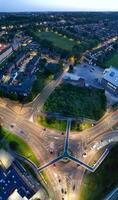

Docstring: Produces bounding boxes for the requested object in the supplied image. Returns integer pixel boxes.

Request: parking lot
[74,63,104,89]
[0,161,36,200]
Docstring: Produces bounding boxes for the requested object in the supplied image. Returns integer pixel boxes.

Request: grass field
[34,31,79,51]
[79,145,118,200]
[105,51,118,68]
[43,84,106,120]
[38,116,92,132]
[71,121,92,131]
[37,116,67,132]
[0,128,40,166]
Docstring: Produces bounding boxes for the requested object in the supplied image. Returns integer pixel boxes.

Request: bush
[9,141,19,151]
[43,84,106,120]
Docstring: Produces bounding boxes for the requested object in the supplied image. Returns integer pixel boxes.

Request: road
[0,104,118,199]
[1,104,118,199]
[24,65,69,119]
[0,67,118,199]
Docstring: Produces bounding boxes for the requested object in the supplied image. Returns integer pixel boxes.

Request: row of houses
[0,45,13,64]
[0,31,33,65]
[0,52,40,96]
[83,36,118,65]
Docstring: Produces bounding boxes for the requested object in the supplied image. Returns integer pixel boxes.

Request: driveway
[73,63,104,89]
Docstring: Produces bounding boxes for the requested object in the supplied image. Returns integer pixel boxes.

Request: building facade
[101,67,118,95]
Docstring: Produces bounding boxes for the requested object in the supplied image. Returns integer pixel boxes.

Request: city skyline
[0,0,118,12]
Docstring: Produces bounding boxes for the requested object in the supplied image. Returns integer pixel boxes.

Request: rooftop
[0,45,12,56]
[103,67,118,87]
[8,189,28,200]
[0,149,14,169]
[0,160,35,200]
[64,72,80,81]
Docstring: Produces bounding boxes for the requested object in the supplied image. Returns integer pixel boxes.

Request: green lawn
[38,116,92,132]
[71,121,92,131]
[0,128,40,166]
[105,51,118,68]
[34,31,79,51]
[43,84,106,120]
[79,145,118,200]
[37,116,66,132]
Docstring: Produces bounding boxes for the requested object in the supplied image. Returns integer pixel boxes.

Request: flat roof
[0,45,11,56]
[64,72,80,81]
[8,189,28,200]
[0,160,35,200]
[103,67,118,87]
[0,150,14,169]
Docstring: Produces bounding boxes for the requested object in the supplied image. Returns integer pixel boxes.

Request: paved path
[104,187,118,200]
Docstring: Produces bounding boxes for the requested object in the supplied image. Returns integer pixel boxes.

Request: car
[109,138,113,142]
[20,130,24,134]
[73,185,75,191]
[61,188,64,194]
[50,150,53,154]
[82,152,87,158]
[10,124,15,128]
[92,123,95,127]
[91,144,96,150]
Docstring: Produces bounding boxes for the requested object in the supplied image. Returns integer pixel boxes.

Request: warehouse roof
[103,67,118,87]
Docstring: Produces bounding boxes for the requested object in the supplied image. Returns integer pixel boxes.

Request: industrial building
[64,72,85,87]
[0,150,43,200]
[101,67,118,95]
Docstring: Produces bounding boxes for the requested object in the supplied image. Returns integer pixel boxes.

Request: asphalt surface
[1,104,118,200]
[0,67,118,199]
